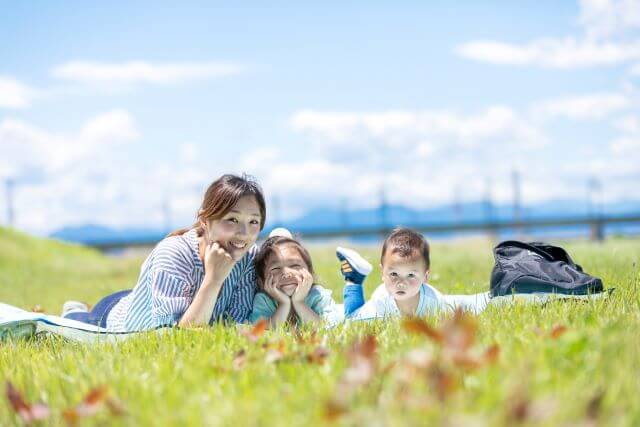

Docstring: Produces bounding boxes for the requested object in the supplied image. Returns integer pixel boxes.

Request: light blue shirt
[348,283,490,320]
[249,285,343,325]
[107,229,257,332]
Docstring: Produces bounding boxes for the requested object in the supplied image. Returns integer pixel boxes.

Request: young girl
[249,232,342,327]
[63,174,266,332]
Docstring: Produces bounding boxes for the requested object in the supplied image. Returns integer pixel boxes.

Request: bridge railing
[81,213,640,251]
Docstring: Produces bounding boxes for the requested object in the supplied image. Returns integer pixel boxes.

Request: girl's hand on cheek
[264,274,290,305]
[292,270,313,303]
[204,242,236,284]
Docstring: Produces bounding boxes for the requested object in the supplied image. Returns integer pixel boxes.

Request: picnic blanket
[0,303,167,343]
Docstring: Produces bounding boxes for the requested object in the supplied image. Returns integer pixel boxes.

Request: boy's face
[381,251,429,302]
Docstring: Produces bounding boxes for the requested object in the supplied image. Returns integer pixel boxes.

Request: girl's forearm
[178,273,223,327]
[268,301,291,328]
[292,301,320,324]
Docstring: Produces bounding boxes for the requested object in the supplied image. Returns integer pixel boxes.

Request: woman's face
[203,195,262,261]
[264,244,310,296]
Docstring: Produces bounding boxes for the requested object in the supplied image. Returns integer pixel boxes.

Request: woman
[63,174,266,332]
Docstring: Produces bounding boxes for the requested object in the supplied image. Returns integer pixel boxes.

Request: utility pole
[484,177,497,241]
[483,177,494,222]
[512,170,523,238]
[453,185,462,224]
[340,197,349,230]
[379,186,388,233]
[587,177,601,218]
[587,177,604,241]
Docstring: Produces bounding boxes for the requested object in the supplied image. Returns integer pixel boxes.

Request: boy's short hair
[380,227,430,269]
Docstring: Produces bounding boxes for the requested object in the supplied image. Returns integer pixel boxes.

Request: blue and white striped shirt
[106,229,257,332]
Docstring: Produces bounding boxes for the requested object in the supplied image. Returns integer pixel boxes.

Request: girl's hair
[168,174,266,237]
[254,236,315,290]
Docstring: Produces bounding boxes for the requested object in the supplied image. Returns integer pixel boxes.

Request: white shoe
[336,246,373,285]
[269,227,293,239]
[61,301,89,317]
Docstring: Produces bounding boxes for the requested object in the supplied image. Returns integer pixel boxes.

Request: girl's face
[265,244,310,296]
[381,252,428,301]
[202,195,262,261]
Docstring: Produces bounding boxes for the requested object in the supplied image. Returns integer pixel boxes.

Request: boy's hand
[264,274,291,305]
[292,270,313,303]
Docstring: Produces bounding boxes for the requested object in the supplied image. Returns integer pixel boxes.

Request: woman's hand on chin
[204,242,236,285]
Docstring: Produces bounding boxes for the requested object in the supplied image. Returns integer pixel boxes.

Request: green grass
[1,228,639,426]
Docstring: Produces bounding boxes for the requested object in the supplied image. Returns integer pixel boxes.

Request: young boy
[338,228,490,320]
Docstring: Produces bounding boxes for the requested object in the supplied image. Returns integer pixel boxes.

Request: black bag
[490,240,604,297]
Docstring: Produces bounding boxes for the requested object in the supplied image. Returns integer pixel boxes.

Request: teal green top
[248,285,343,325]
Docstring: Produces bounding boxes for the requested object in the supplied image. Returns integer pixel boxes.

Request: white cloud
[4,152,215,235]
[275,101,640,212]
[457,38,640,68]
[631,62,640,74]
[610,136,640,152]
[610,113,640,153]
[614,115,640,132]
[0,112,229,233]
[0,76,37,109]
[0,110,138,178]
[179,142,199,164]
[532,92,631,119]
[291,106,545,150]
[51,61,244,85]
[80,109,139,144]
[457,0,640,69]
[238,147,281,172]
[578,0,640,40]
[237,107,553,214]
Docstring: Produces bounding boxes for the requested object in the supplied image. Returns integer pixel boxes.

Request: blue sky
[1,1,639,234]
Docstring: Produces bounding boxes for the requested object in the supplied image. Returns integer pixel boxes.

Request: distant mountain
[50,199,640,245]
[275,199,640,233]
[50,224,168,246]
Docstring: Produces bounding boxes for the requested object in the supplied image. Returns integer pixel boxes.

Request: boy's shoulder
[373,282,436,297]
[370,283,390,300]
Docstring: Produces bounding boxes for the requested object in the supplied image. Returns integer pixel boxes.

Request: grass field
[1,227,639,426]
